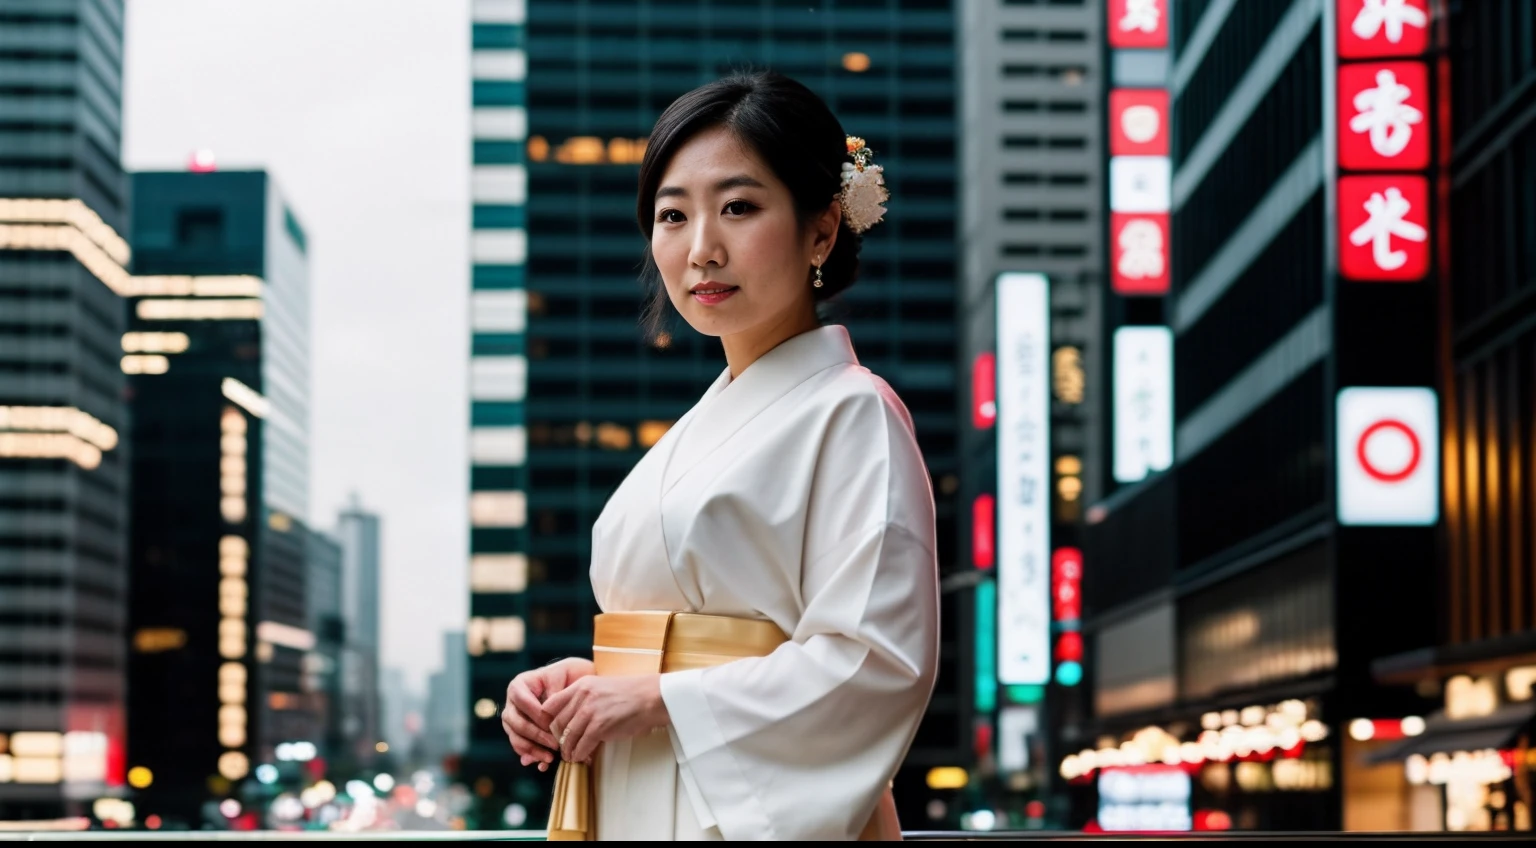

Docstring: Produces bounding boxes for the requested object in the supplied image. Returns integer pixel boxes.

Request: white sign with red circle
[1337,387,1439,526]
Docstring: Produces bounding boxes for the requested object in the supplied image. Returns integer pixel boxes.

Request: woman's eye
[658,209,685,224]
[723,200,755,216]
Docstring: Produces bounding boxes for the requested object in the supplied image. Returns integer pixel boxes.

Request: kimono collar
[718,324,858,391]
[663,325,859,493]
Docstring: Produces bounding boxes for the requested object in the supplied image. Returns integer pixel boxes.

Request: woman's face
[650,125,836,339]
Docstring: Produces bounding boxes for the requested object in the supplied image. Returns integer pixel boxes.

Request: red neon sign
[1337,175,1430,282]
[1106,0,1168,50]
[1110,212,1170,295]
[972,352,996,430]
[973,494,995,569]
[1336,0,1430,59]
[1052,547,1083,622]
[1109,89,1169,158]
[1338,61,1429,171]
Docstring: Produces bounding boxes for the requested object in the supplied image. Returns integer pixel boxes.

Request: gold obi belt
[547,611,787,841]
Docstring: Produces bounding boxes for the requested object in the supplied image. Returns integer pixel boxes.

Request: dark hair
[635,71,861,336]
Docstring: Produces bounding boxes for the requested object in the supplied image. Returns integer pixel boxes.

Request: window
[176,208,224,249]
[1176,193,1324,420]
[1174,31,1321,283]
[1176,0,1296,161]
[1178,365,1327,568]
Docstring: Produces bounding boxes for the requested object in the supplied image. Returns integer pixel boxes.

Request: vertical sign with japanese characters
[996,272,1051,685]
[1331,0,1441,528]
[1113,326,1174,482]
[1107,0,1168,50]
[1107,2,1171,296]
[1109,90,1171,295]
[1335,0,1433,282]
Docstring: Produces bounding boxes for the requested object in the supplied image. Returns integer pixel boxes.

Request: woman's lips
[690,285,738,305]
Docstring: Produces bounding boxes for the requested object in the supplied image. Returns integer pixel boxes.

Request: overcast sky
[123,0,472,690]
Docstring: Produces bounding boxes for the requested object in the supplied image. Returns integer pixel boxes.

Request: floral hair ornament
[839,136,889,234]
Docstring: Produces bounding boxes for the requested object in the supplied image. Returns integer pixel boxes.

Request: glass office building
[0,0,130,819]
[125,170,315,822]
[465,0,961,826]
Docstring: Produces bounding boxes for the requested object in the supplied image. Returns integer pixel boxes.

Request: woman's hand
[502,658,594,771]
[542,674,669,765]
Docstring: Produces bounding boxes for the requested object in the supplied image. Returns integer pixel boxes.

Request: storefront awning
[1364,702,1536,765]
[1373,631,1536,686]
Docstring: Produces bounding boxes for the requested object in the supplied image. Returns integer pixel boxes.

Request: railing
[1,831,1533,842]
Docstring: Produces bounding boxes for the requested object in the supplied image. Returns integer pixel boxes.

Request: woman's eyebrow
[655,174,765,200]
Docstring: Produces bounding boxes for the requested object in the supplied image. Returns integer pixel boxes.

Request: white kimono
[588,324,941,841]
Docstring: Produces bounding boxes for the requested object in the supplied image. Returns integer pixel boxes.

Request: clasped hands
[501,658,670,769]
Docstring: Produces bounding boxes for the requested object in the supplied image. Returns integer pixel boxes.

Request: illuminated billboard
[995,272,1050,685]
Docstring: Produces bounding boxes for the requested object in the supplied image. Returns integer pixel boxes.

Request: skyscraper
[0,0,131,819]
[377,667,417,764]
[124,169,315,821]
[465,0,962,825]
[304,528,345,765]
[956,0,1105,825]
[423,631,468,766]
[335,500,382,769]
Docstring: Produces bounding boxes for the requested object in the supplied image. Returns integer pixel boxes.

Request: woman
[500,71,940,841]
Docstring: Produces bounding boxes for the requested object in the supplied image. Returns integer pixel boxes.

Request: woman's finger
[505,708,558,753]
[501,723,536,759]
[510,739,537,761]
[509,685,552,731]
[561,706,594,763]
[568,709,602,764]
[541,681,578,718]
[546,685,587,743]
[503,696,558,750]
[508,681,554,731]
[502,702,556,762]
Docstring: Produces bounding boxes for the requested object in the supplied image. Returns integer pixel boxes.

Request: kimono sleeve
[657,387,941,840]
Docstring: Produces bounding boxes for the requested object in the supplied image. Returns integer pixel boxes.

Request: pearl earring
[813,259,824,288]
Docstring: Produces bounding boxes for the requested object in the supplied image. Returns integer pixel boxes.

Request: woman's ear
[813,201,841,261]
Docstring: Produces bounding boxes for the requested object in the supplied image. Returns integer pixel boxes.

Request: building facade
[956,0,1105,829]
[424,631,469,767]
[0,0,131,819]
[335,501,382,771]
[1363,0,1536,835]
[465,0,962,826]
[304,527,345,766]
[1072,0,1449,832]
[124,169,316,822]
